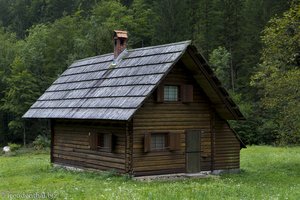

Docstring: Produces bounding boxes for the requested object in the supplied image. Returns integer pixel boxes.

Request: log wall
[132,63,214,176]
[51,63,241,175]
[52,119,126,172]
[213,115,240,170]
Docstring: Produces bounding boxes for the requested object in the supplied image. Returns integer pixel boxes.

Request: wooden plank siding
[132,63,214,176]
[51,62,241,176]
[52,119,127,172]
[213,115,240,170]
[24,39,245,176]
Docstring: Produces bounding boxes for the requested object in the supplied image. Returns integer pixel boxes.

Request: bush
[8,143,21,152]
[32,135,50,150]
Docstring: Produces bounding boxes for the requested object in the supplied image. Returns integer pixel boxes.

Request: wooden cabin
[24,30,245,176]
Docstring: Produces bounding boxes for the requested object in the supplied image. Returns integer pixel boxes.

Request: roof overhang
[181,45,245,120]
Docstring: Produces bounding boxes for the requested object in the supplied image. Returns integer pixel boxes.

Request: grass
[0,146,299,200]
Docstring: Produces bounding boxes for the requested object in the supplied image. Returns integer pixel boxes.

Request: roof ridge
[73,52,113,63]
[127,40,191,52]
[72,40,191,63]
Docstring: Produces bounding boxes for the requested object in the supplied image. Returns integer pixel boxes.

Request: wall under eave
[132,62,215,176]
[51,119,127,172]
[213,115,240,170]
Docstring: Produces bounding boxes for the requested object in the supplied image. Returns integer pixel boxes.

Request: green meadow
[0,146,299,199]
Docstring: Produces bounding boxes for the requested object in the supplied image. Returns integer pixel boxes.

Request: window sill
[149,148,170,152]
[158,101,181,104]
[97,147,112,153]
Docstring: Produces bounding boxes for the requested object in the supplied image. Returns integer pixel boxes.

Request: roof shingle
[23,41,191,120]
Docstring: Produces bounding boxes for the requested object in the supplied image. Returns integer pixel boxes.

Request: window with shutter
[144,132,181,152]
[98,133,113,152]
[164,85,180,101]
[151,133,167,150]
[90,132,113,152]
[157,84,192,103]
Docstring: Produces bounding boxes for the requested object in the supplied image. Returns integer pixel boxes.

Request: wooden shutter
[89,132,98,150]
[182,84,193,103]
[169,132,181,151]
[144,133,151,152]
[156,85,164,103]
[107,133,113,153]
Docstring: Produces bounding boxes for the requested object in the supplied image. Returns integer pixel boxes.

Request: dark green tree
[152,0,192,44]
[209,46,232,90]
[1,15,94,142]
[129,0,156,48]
[1,57,40,143]
[251,1,300,145]
[0,27,17,144]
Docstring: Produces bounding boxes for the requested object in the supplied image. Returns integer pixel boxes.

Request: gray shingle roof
[23,41,191,120]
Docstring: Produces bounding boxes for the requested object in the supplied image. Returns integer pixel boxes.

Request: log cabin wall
[213,115,240,170]
[52,119,127,173]
[132,62,214,176]
[23,40,244,176]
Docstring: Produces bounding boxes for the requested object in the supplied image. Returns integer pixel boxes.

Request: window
[144,132,181,152]
[98,133,112,150]
[164,85,179,101]
[157,84,193,103]
[151,133,168,150]
[89,132,112,152]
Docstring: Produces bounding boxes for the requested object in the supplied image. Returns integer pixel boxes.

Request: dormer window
[164,85,179,101]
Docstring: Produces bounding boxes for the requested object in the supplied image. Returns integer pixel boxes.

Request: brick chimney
[113,30,128,60]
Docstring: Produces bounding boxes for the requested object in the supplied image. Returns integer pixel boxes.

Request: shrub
[8,143,21,152]
[33,135,50,150]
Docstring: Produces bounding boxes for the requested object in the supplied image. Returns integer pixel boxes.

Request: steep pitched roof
[23,40,244,120]
[23,41,191,120]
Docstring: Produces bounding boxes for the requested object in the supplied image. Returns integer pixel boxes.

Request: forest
[0,0,299,146]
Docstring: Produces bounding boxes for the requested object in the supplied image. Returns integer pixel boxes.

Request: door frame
[185,129,202,173]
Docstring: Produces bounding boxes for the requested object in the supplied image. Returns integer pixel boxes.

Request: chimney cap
[114,30,128,39]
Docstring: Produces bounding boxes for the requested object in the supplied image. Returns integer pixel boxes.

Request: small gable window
[164,85,179,101]
[157,84,193,103]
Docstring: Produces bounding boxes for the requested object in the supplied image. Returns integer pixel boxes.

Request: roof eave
[181,45,245,120]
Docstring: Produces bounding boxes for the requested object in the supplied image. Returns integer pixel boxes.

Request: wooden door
[186,129,201,173]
